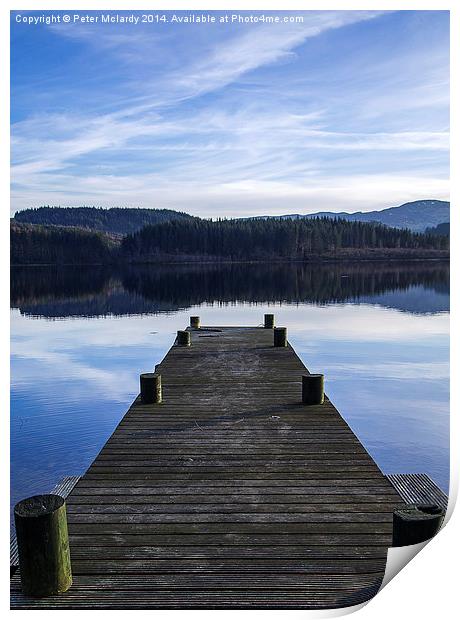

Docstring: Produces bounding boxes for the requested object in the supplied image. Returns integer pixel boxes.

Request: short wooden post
[302,374,325,405]
[274,327,287,347]
[190,316,200,329]
[264,314,275,329]
[14,494,72,596]
[177,330,191,346]
[140,372,162,404]
[392,504,445,547]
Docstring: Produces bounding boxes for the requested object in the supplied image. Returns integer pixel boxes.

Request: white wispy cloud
[10,10,449,215]
[10,171,450,217]
[172,11,386,98]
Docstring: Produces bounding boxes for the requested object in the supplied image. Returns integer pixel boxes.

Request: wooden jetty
[11,322,445,609]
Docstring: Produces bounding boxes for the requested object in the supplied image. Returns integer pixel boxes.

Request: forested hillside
[13,206,193,236]
[121,217,449,261]
[11,222,119,265]
[11,216,449,265]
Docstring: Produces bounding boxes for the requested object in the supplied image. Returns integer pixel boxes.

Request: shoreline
[10,255,450,268]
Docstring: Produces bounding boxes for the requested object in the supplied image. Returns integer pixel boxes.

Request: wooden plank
[64,508,396,521]
[66,495,400,506]
[62,532,392,545]
[12,572,384,589]
[10,591,384,610]
[46,558,389,575]
[74,479,396,488]
[81,471,387,480]
[65,521,393,533]
[70,485,397,494]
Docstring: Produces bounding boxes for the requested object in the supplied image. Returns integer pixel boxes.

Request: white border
[2,1,457,618]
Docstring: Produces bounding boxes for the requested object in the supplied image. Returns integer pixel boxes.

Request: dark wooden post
[190,316,200,329]
[14,494,72,596]
[302,374,325,405]
[177,330,191,346]
[392,504,445,546]
[274,327,287,347]
[140,373,162,404]
[264,314,275,329]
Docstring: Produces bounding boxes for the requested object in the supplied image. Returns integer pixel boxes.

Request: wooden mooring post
[302,374,325,406]
[14,494,72,596]
[140,373,162,404]
[190,316,200,329]
[273,326,287,347]
[264,314,275,329]
[392,504,445,546]
[176,330,191,346]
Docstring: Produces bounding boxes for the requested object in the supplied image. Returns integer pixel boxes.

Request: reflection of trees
[11,266,112,305]
[10,261,450,319]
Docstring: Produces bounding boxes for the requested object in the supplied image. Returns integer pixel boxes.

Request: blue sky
[10,10,449,217]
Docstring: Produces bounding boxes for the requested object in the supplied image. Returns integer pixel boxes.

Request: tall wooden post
[274,327,287,347]
[140,373,162,404]
[392,504,445,546]
[264,314,275,329]
[302,374,325,405]
[177,330,191,346]
[190,316,200,329]
[14,494,72,596]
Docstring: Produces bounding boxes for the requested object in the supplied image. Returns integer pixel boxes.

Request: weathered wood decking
[11,325,407,609]
[387,474,448,510]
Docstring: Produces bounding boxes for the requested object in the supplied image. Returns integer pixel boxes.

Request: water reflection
[11,261,449,318]
[10,261,450,526]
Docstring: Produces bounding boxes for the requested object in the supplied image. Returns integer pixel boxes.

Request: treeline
[11,222,117,265]
[121,217,449,261]
[11,216,449,266]
[13,206,193,236]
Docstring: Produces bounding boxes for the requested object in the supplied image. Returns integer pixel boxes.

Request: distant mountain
[258,200,450,233]
[12,206,194,236]
[425,222,449,236]
[14,200,449,235]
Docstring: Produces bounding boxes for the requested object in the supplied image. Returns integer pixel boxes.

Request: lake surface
[10,261,450,525]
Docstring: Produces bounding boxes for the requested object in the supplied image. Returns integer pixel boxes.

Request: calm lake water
[10,261,450,524]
